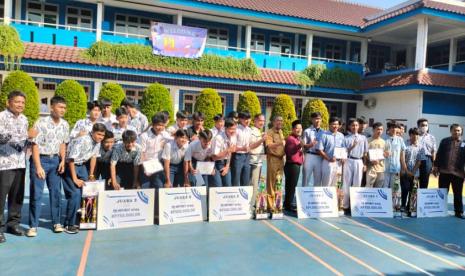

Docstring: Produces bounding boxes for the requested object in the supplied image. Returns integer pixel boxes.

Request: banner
[158,186,207,225]
[151,22,207,58]
[417,188,448,218]
[97,189,155,230]
[80,181,105,230]
[350,188,393,218]
[209,186,253,222]
[296,187,339,218]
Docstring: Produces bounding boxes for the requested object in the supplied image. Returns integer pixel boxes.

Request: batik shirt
[66,134,101,165]
[129,111,149,135]
[32,116,70,155]
[111,124,137,143]
[419,133,437,159]
[98,114,118,130]
[69,118,95,140]
[0,110,28,171]
[405,143,425,177]
[110,143,141,165]
[98,147,113,163]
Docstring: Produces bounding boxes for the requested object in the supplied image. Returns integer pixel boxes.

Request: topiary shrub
[0,70,39,127]
[194,88,222,129]
[0,25,25,70]
[270,94,297,137]
[140,83,173,124]
[236,90,261,119]
[55,80,87,127]
[301,98,329,130]
[98,82,125,113]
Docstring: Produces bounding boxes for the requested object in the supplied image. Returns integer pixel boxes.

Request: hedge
[0,25,25,70]
[98,82,125,113]
[55,80,87,127]
[0,71,39,127]
[302,64,361,90]
[140,83,173,123]
[301,98,329,130]
[236,90,261,119]
[270,94,297,137]
[194,88,222,129]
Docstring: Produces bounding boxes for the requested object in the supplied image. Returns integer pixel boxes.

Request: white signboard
[417,188,448,218]
[209,186,253,222]
[296,187,339,218]
[97,189,155,230]
[158,186,207,225]
[350,188,393,218]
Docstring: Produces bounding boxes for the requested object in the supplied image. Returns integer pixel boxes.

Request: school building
[1,0,465,139]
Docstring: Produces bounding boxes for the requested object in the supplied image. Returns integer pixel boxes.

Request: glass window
[27,1,58,27]
[251,33,265,52]
[66,6,93,30]
[184,93,225,115]
[325,43,343,60]
[270,35,291,56]
[114,14,151,37]
[206,28,229,49]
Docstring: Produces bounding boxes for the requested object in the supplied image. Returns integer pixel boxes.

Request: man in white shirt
[302,112,324,186]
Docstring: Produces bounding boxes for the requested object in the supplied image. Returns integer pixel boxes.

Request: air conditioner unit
[364,97,377,109]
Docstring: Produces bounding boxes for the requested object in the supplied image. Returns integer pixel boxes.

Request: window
[42,82,56,91]
[183,93,226,115]
[270,36,291,56]
[125,88,144,104]
[83,85,90,100]
[251,33,265,52]
[427,44,449,67]
[293,98,303,118]
[325,43,342,60]
[115,14,151,37]
[207,28,229,49]
[458,41,465,62]
[324,101,342,118]
[27,1,58,27]
[66,7,93,30]
[367,45,390,72]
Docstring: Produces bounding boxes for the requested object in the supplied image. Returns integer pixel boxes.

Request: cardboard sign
[417,188,448,218]
[209,186,253,222]
[97,189,155,230]
[296,187,339,218]
[158,186,207,225]
[350,188,393,218]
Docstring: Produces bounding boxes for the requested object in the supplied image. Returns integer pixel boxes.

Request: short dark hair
[115,107,129,117]
[50,96,66,106]
[214,114,224,121]
[227,111,238,119]
[92,123,107,133]
[156,111,169,123]
[174,129,188,138]
[192,111,204,121]
[104,130,115,140]
[347,118,358,126]
[224,118,236,128]
[387,121,400,130]
[87,101,101,111]
[176,111,188,120]
[122,130,137,143]
[238,111,251,119]
[292,120,302,129]
[151,114,165,125]
[199,129,213,141]
[450,123,462,131]
[8,90,26,101]
[329,116,341,124]
[372,122,383,129]
[408,127,420,136]
[357,117,367,125]
[121,98,136,108]
[254,113,265,120]
[100,98,112,107]
[417,118,428,127]
[310,112,321,119]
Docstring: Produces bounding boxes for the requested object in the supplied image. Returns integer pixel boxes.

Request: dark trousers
[231,153,251,186]
[0,169,25,233]
[284,163,300,210]
[209,160,231,187]
[169,162,185,187]
[29,156,62,227]
[115,162,135,190]
[189,159,209,186]
[400,174,414,210]
[95,160,110,181]
[419,157,433,188]
[63,164,88,226]
[439,173,464,214]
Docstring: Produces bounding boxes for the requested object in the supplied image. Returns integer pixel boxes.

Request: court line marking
[346,218,465,271]
[261,220,343,276]
[77,230,93,276]
[369,217,465,257]
[286,218,384,276]
[318,218,433,275]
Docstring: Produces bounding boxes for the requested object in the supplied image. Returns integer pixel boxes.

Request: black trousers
[400,174,414,209]
[284,163,301,210]
[439,173,464,214]
[0,169,25,232]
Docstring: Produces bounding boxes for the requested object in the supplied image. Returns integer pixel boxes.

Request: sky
[349,0,410,9]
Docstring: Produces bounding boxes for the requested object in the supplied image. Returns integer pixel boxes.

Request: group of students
[1,89,464,244]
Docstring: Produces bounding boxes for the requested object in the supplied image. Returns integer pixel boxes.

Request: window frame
[26,0,59,27]
[65,6,93,31]
[269,35,291,57]
[114,13,151,37]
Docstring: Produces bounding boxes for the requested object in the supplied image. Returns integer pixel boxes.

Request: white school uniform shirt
[162,139,188,165]
[98,114,118,130]
[210,127,224,138]
[185,140,212,162]
[139,128,169,163]
[236,124,252,154]
[249,126,264,165]
[212,132,237,160]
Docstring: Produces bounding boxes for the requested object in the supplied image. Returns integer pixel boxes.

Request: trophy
[409,178,418,217]
[272,173,284,220]
[336,172,344,211]
[255,176,269,220]
[392,175,402,218]
[80,196,98,229]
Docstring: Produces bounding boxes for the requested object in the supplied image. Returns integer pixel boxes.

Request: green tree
[55,80,87,127]
[0,70,39,127]
[98,82,125,113]
[140,83,173,123]
[194,88,222,129]
[270,94,297,137]
[236,91,261,119]
[301,98,329,130]
[0,25,25,70]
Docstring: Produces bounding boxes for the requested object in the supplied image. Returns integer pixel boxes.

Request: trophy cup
[336,172,344,211]
[409,178,418,217]
[271,173,284,220]
[392,175,402,218]
[255,176,269,220]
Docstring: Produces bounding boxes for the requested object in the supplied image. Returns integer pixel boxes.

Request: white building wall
[421,114,465,142]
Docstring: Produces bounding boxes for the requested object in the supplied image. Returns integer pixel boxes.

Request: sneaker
[26,228,37,238]
[53,224,64,233]
[64,225,79,234]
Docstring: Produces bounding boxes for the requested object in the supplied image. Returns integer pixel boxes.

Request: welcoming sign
[158,186,207,225]
[296,187,338,218]
[209,186,253,222]
[350,188,393,218]
[151,23,207,58]
[97,189,155,230]
[417,188,448,218]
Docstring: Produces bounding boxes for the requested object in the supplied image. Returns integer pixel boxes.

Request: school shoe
[455,213,465,219]
[26,228,38,237]
[53,224,64,233]
[0,233,5,243]
[65,225,79,234]
[6,225,25,236]
[343,208,351,216]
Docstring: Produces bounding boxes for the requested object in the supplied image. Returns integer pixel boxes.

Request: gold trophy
[392,175,402,218]
[271,173,284,219]
[255,176,268,220]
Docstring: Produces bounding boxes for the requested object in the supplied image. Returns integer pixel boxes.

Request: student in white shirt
[210,118,237,187]
[162,129,189,187]
[184,129,213,186]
